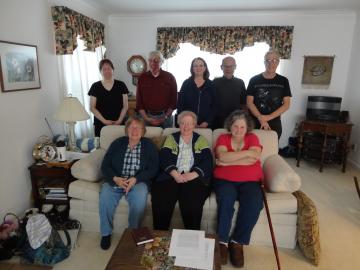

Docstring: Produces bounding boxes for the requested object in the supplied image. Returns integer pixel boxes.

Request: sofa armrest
[263,154,301,192]
[71,148,106,182]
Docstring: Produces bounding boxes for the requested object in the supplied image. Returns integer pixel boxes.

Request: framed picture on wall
[302,56,334,85]
[0,40,41,92]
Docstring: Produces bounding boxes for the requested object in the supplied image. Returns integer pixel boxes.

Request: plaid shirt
[121,142,141,178]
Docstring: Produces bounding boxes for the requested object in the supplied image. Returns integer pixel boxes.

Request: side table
[296,120,353,172]
[28,161,76,214]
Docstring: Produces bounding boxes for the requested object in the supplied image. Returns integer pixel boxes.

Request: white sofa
[69,125,301,248]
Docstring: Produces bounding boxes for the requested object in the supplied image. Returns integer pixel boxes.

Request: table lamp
[54,96,90,151]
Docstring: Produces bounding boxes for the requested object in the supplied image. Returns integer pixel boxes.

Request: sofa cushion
[68,179,102,201]
[71,148,106,182]
[100,125,163,151]
[212,129,278,164]
[70,196,151,214]
[208,191,297,215]
[263,154,301,192]
[293,190,321,266]
[149,135,167,150]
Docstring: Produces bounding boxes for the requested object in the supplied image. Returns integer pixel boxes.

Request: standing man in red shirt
[136,51,177,128]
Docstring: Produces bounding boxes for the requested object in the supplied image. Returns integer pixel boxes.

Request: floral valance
[51,6,105,55]
[157,26,294,59]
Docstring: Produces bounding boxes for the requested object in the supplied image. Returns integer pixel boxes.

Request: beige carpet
[7,158,360,270]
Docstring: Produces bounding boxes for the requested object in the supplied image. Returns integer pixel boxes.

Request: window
[163,42,274,88]
[57,37,105,137]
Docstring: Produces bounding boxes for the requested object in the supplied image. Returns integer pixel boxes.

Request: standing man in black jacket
[213,57,247,129]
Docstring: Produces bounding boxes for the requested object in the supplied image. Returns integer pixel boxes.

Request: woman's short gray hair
[125,116,146,136]
[224,110,254,132]
[177,111,197,126]
[148,51,164,64]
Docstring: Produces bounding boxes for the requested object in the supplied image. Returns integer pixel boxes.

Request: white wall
[107,11,357,149]
[343,11,360,168]
[0,0,107,218]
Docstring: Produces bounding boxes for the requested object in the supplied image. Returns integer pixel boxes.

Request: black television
[306,96,342,122]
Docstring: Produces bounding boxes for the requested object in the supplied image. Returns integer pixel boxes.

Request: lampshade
[54,97,90,122]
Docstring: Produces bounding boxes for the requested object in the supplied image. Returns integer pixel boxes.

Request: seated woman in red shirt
[213,110,263,268]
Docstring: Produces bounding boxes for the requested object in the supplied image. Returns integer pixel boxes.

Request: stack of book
[39,187,68,201]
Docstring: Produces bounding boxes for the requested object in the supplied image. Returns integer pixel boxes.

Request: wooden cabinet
[128,96,136,118]
[28,162,76,211]
[296,120,353,172]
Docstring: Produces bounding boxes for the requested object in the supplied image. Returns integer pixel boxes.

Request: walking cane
[260,181,281,270]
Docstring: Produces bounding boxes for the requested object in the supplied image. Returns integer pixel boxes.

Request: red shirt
[213,133,263,182]
[136,69,177,112]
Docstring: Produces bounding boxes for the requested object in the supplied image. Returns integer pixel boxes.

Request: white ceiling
[81,0,360,15]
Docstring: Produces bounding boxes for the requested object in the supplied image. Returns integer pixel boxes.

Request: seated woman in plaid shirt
[151,111,213,231]
[99,116,159,250]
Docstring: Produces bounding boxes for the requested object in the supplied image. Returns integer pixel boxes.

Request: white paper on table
[174,238,215,270]
[168,229,206,258]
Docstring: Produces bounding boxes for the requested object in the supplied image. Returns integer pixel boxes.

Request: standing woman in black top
[88,59,129,136]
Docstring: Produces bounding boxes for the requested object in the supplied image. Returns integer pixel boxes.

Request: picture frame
[302,56,334,86]
[0,40,41,92]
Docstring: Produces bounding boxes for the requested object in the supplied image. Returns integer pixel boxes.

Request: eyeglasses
[265,59,280,64]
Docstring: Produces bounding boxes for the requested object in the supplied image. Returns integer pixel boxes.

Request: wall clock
[127,55,147,85]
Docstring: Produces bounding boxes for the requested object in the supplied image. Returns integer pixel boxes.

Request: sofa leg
[260,182,281,270]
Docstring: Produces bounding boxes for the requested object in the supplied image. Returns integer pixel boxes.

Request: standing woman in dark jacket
[177,57,217,129]
[152,111,213,230]
[99,116,159,250]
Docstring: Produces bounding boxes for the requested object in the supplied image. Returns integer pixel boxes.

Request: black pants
[252,116,282,139]
[151,178,210,230]
[94,123,103,137]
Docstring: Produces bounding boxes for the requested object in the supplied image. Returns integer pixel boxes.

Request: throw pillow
[293,190,321,266]
[71,149,105,182]
[76,137,100,152]
[150,136,166,150]
[263,154,301,192]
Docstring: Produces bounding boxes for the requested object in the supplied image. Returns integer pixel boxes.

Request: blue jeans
[99,182,148,236]
[214,179,263,244]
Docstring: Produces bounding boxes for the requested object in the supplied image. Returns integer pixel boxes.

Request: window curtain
[51,6,105,55]
[57,39,105,138]
[157,26,294,59]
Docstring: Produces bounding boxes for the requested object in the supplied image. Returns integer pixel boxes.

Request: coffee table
[105,229,221,270]
[0,263,52,270]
